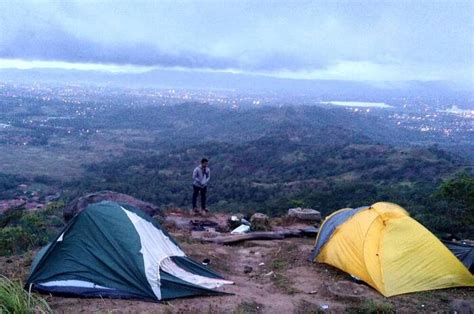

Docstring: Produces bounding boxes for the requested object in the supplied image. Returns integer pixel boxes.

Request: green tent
[26,201,233,301]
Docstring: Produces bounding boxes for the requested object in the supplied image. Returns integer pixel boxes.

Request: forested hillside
[0,100,472,239]
[68,117,472,237]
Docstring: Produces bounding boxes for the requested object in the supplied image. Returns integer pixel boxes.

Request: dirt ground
[1,213,473,313]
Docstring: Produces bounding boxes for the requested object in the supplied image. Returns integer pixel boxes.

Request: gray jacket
[193,166,210,187]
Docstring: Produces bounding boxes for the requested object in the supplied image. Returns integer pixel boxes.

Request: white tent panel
[39,280,113,290]
[161,257,234,289]
[122,207,185,300]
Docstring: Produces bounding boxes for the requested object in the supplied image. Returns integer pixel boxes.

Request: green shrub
[348,300,394,314]
[0,227,31,256]
[0,202,65,256]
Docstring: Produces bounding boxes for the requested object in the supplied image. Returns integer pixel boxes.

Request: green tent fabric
[26,201,233,301]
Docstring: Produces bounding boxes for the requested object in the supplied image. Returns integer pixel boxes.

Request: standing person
[192,158,210,214]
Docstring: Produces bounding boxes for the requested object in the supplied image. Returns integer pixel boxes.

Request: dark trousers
[192,185,207,209]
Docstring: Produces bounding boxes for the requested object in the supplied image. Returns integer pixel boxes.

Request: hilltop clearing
[1,210,473,313]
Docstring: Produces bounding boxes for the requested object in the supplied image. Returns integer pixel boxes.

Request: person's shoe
[192,207,201,215]
[202,208,209,214]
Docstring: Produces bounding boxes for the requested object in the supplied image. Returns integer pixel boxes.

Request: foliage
[415,173,474,238]
[348,300,395,314]
[0,202,64,256]
[0,275,51,313]
[436,173,474,209]
[1,101,472,247]
[0,173,26,200]
[236,301,264,314]
[67,125,470,237]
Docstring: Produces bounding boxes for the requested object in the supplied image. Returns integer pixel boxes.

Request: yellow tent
[309,202,474,297]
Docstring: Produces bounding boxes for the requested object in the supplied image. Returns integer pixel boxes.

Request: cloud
[0,0,472,82]
[0,14,327,72]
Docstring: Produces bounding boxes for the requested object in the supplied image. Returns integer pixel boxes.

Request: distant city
[0,82,472,146]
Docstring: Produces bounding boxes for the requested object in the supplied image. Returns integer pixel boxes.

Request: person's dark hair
[201,158,208,164]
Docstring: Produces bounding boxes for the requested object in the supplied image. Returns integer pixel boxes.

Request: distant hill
[1,68,470,105]
[67,103,416,147]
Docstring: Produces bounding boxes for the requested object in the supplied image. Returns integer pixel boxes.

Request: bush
[0,227,31,256]
[348,300,394,314]
[0,275,51,313]
[0,202,65,256]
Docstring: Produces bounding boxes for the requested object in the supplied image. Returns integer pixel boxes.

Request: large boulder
[250,213,272,231]
[64,191,161,222]
[287,207,321,222]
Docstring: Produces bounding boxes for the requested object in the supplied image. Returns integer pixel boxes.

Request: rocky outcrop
[287,207,321,222]
[64,191,161,221]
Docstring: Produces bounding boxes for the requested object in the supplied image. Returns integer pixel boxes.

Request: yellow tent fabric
[313,202,474,297]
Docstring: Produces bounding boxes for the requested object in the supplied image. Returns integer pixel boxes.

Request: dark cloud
[0,0,472,82]
[0,24,329,72]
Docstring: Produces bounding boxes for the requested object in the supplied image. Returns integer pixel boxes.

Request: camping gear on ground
[231,224,250,234]
[442,240,474,273]
[240,218,251,226]
[309,202,474,297]
[228,214,251,229]
[26,201,233,301]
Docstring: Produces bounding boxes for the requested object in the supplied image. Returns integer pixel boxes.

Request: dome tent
[26,201,233,301]
[309,202,473,297]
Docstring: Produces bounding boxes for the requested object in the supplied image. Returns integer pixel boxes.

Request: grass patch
[271,259,287,271]
[347,300,394,314]
[268,242,300,294]
[294,300,325,314]
[271,243,298,271]
[271,273,298,295]
[0,275,51,313]
[236,301,264,314]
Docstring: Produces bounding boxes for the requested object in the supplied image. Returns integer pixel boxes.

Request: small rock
[244,265,253,274]
[287,207,321,222]
[250,213,271,231]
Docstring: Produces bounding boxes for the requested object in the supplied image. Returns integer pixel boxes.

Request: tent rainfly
[26,201,233,301]
[309,202,474,297]
[442,240,474,273]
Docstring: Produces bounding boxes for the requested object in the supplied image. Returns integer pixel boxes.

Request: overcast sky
[0,0,472,83]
